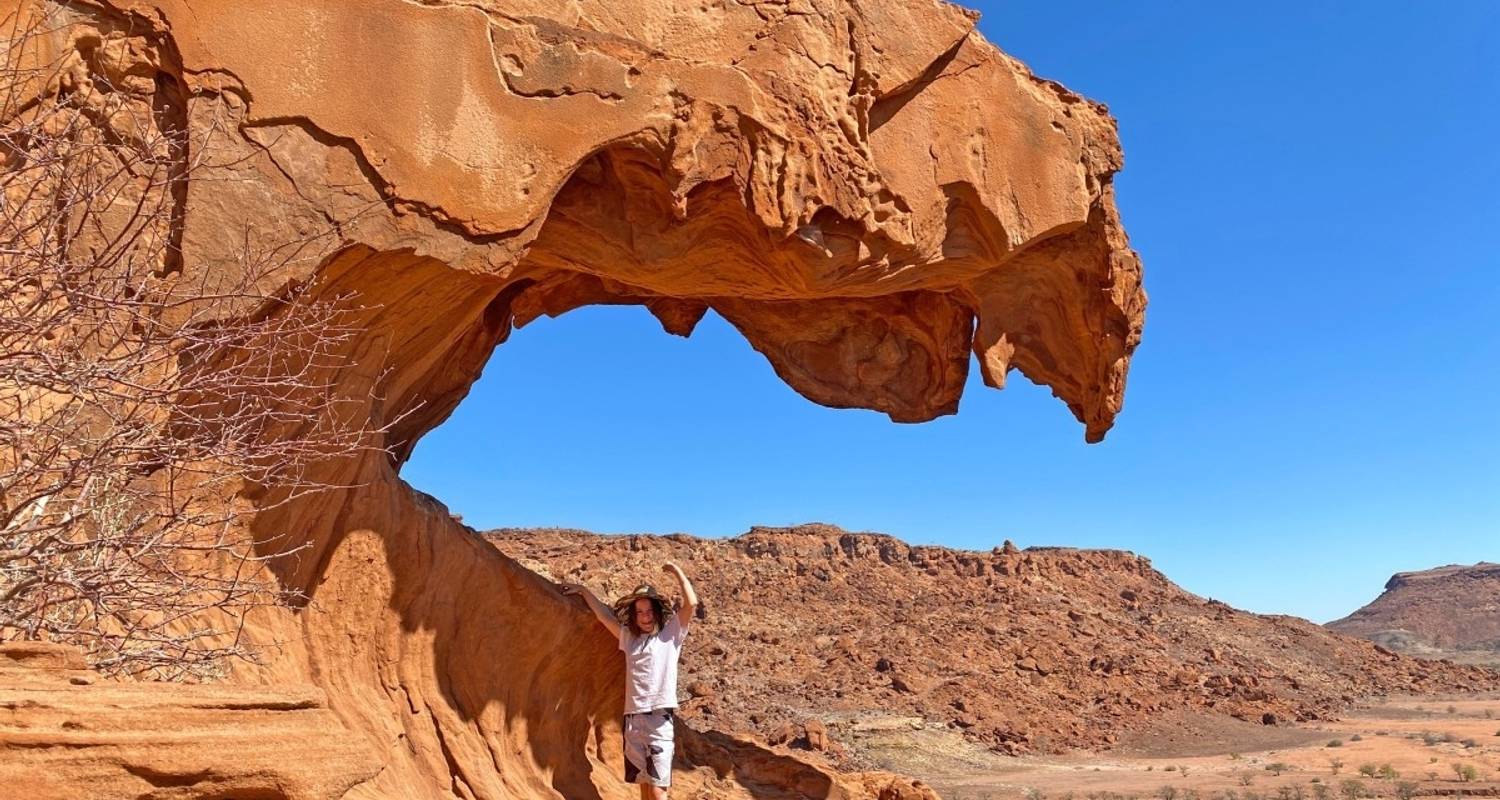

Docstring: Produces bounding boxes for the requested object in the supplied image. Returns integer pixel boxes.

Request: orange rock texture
[0,641,938,800]
[5,0,1145,797]
[48,0,1146,442]
[0,643,382,800]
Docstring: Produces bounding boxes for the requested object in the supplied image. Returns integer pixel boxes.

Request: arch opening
[5,2,1149,796]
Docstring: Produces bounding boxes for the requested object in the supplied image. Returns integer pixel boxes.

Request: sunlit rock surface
[4,0,1144,796]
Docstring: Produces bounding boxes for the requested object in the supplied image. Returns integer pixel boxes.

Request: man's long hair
[625,596,672,637]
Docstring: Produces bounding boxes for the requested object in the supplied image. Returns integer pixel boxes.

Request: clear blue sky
[404,2,1500,624]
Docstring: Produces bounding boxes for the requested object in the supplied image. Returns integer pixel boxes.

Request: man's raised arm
[663,562,697,630]
[560,582,622,639]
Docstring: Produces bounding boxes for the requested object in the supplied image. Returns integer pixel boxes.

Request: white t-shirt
[619,613,688,714]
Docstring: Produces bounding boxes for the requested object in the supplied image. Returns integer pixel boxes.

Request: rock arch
[7,0,1144,796]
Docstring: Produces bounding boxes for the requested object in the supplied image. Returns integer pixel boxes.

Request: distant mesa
[1328,562,1500,661]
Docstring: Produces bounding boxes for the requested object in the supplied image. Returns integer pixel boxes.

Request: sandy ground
[847,693,1500,799]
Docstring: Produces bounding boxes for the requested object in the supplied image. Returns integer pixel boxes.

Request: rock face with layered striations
[0,643,383,800]
[0,641,940,800]
[1329,563,1500,657]
[40,0,1147,444]
[4,0,1144,797]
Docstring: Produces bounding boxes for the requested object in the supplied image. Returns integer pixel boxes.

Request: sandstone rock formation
[0,642,382,800]
[1329,563,1500,657]
[0,641,937,800]
[4,0,1145,796]
[26,0,1146,443]
[490,525,1500,762]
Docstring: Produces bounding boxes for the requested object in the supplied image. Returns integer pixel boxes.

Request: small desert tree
[1,6,385,677]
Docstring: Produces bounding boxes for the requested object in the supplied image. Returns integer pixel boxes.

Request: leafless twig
[1,5,389,679]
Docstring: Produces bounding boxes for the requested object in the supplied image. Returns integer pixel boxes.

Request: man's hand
[560,582,621,637]
[661,562,698,627]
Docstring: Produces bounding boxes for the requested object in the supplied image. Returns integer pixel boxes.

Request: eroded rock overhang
[120,0,1145,444]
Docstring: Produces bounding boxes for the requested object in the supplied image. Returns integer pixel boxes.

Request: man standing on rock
[562,562,697,799]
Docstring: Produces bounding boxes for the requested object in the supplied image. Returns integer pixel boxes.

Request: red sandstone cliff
[2,0,1146,796]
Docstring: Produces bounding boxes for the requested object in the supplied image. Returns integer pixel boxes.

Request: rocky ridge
[1329,562,1500,656]
[489,524,1500,763]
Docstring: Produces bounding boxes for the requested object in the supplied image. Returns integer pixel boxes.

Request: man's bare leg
[638,783,667,800]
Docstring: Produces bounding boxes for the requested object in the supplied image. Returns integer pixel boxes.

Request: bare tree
[1,6,386,678]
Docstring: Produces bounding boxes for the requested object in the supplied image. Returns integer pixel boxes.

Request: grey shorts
[622,708,674,787]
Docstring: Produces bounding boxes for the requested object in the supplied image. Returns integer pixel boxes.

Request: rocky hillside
[489,525,1500,760]
[1329,562,1500,655]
